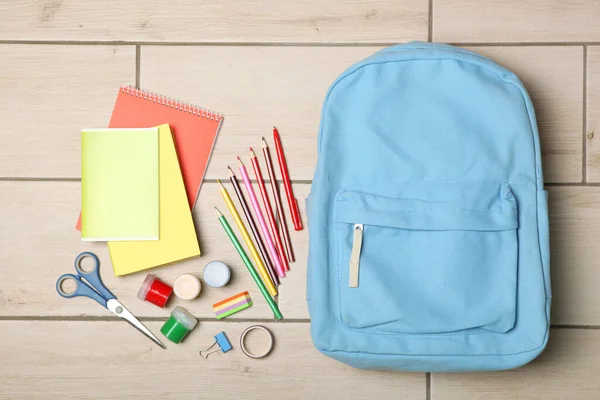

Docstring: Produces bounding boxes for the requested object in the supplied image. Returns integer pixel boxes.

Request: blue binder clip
[199,331,232,359]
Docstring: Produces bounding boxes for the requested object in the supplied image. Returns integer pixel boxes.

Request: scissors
[56,252,166,349]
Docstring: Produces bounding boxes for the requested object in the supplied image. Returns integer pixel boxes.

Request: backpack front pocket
[335,180,518,335]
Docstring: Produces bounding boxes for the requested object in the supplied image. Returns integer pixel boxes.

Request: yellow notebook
[81,128,159,241]
[108,124,200,276]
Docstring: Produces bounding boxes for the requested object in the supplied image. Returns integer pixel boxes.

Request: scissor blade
[107,299,166,349]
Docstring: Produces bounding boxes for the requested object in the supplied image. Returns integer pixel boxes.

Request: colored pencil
[215,208,283,320]
[262,137,295,265]
[238,157,286,278]
[217,180,278,297]
[250,147,289,272]
[273,127,303,231]
[228,166,279,286]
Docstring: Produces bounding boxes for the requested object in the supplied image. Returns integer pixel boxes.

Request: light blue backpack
[306,42,551,372]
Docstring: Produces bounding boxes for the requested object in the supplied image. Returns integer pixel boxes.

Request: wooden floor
[1,1,599,399]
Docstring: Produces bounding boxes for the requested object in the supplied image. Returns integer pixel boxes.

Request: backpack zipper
[349,224,363,288]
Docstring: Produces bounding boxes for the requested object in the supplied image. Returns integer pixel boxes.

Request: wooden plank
[141,45,583,183]
[0,321,426,399]
[0,0,428,43]
[0,44,135,178]
[0,181,308,318]
[547,186,600,325]
[586,46,600,181]
[2,46,580,182]
[465,46,583,183]
[431,329,599,400]
[434,0,600,43]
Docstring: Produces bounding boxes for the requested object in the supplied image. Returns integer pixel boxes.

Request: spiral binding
[120,86,223,122]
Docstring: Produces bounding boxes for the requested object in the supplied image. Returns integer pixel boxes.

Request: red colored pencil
[262,137,294,265]
[273,127,303,231]
[250,148,289,272]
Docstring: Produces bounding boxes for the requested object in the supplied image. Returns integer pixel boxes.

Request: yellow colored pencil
[217,180,278,297]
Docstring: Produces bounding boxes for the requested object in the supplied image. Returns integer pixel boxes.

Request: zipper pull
[349,224,363,288]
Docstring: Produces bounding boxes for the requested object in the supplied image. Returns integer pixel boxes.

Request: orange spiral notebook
[76,86,223,230]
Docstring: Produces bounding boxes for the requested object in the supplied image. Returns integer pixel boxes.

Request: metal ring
[240,325,274,359]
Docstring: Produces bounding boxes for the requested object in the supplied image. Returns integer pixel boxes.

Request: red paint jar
[137,274,173,308]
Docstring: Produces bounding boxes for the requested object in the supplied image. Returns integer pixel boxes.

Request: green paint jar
[160,306,198,344]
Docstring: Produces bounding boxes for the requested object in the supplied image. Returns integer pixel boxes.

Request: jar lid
[203,261,231,287]
[170,306,198,330]
[173,274,202,300]
[136,274,157,301]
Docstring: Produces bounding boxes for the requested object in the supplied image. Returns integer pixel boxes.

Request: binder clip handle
[199,331,232,359]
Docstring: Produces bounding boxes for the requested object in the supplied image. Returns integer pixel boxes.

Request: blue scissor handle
[56,273,109,308]
[55,252,116,307]
[73,252,116,301]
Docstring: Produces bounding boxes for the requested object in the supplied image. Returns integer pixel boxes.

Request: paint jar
[137,274,173,308]
[203,261,231,288]
[173,273,202,300]
[160,306,198,344]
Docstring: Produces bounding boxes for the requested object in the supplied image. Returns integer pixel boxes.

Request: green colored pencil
[215,207,283,320]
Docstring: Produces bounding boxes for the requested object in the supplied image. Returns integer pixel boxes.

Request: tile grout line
[0,316,312,323]
[1,317,599,331]
[426,373,431,400]
[0,177,81,182]
[6,179,600,186]
[546,182,600,186]
[0,317,598,329]
[135,45,141,88]
[0,177,314,184]
[583,45,588,183]
[3,40,600,47]
[451,42,594,47]
[428,0,433,42]
[551,324,600,330]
